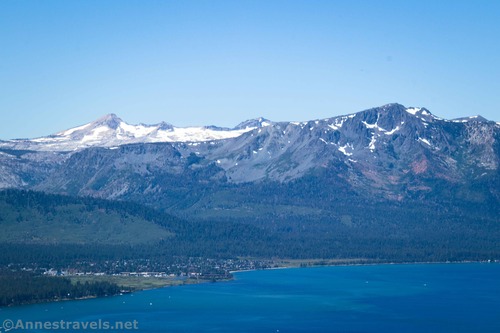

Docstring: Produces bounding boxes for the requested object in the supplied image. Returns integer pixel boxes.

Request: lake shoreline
[2,258,496,309]
[229,258,498,278]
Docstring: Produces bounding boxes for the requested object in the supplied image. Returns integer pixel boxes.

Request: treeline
[0,270,120,307]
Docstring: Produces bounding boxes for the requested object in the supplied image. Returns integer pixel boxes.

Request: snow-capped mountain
[1,105,494,153]
[0,103,498,212]
[0,114,269,151]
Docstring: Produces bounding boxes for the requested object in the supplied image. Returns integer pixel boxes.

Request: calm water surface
[1,263,499,332]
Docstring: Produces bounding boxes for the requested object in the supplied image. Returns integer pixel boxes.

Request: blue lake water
[1,263,499,332]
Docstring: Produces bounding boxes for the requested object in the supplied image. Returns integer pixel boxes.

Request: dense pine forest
[0,269,120,307]
[1,189,499,262]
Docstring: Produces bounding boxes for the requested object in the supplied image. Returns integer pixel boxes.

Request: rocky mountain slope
[0,103,499,215]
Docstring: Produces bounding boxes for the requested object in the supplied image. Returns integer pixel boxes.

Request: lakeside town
[38,257,281,284]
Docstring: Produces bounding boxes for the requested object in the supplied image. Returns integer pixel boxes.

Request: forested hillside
[1,189,498,264]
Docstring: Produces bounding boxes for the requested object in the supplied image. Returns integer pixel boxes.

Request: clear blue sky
[1,0,499,139]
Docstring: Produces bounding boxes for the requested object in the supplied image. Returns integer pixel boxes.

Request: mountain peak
[381,102,406,109]
[156,121,174,131]
[234,117,273,130]
[364,104,439,122]
[361,103,408,116]
[93,113,123,129]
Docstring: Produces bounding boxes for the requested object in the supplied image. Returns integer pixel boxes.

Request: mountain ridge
[2,103,497,152]
[0,113,261,152]
[0,103,498,207]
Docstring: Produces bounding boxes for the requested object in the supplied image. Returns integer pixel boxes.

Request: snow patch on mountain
[338,143,354,156]
[1,114,259,151]
[327,115,352,130]
[418,137,432,146]
[384,126,400,135]
[405,107,422,115]
[58,123,92,136]
[368,134,377,151]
